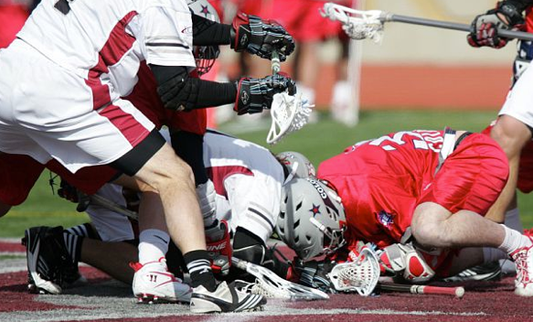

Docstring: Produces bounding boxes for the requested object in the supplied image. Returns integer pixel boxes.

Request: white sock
[498,224,532,255]
[138,229,170,264]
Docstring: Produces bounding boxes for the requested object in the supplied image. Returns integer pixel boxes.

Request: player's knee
[411,220,444,249]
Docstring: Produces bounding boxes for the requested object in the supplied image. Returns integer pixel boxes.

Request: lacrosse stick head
[232,259,329,301]
[320,2,385,42]
[267,92,313,145]
[277,177,346,261]
[328,246,380,296]
[276,151,316,180]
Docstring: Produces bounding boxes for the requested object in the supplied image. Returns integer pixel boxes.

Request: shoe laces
[512,246,533,285]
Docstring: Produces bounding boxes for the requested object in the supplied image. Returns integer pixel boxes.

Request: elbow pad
[156,71,201,111]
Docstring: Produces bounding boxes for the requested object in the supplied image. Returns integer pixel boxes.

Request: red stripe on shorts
[99,104,148,145]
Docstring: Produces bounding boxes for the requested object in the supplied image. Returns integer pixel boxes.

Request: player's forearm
[192,14,231,46]
[151,64,237,109]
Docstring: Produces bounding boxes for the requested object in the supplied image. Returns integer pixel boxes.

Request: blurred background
[1,0,531,236]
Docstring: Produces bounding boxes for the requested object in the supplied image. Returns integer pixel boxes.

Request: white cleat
[190,281,266,313]
[511,239,533,297]
[131,258,192,304]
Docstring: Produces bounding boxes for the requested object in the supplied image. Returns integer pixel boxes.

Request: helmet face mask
[187,0,221,76]
[277,177,346,261]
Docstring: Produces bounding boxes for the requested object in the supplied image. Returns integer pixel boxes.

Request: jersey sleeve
[137,6,196,68]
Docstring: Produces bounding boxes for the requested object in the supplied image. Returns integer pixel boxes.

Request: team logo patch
[309,204,321,217]
[241,90,249,105]
[377,210,394,227]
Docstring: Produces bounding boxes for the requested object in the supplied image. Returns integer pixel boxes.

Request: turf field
[2,109,532,239]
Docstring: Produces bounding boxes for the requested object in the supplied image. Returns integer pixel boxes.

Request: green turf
[2,109,531,238]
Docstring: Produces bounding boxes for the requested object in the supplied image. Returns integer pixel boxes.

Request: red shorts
[239,0,343,42]
[0,152,118,206]
[419,133,509,215]
[481,124,533,193]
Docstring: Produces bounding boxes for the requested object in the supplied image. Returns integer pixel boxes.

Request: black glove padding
[58,179,80,203]
[231,12,295,61]
[290,259,337,294]
[467,2,525,48]
[234,73,296,115]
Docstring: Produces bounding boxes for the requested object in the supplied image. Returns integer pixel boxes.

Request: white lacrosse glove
[378,242,436,283]
[196,180,216,226]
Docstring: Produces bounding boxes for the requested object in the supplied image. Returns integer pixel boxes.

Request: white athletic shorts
[0,40,155,173]
[500,60,533,130]
[86,184,135,242]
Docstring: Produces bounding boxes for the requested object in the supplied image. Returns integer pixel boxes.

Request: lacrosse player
[278,129,533,296]
[22,130,315,296]
[467,1,533,227]
[0,0,299,312]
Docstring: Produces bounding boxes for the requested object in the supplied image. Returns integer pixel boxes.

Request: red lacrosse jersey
[317,130,508,250]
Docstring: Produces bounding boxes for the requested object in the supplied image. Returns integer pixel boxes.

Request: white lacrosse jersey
[203,131,285,243]
[17,0,196,97]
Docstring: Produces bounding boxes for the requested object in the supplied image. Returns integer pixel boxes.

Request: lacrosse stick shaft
[271,51,281,74]
[379,283,465,298]
[388,14,533,41]
[87,194,139,221]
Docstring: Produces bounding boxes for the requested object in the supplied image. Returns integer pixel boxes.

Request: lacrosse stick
[76,192,139,221]
[327,246,381,296]
[379,282,465,299]
[231,257,329,301]
[320,2,533,43]
[266,52,313,145]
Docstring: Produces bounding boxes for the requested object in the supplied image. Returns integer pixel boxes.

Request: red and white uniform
[87,130,285,242]
[317,130,509,252]
[0,0,195,172]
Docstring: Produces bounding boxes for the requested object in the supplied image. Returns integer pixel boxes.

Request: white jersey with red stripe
[17,0,195,96]
[87,130,285,244]
[0,0,195,172]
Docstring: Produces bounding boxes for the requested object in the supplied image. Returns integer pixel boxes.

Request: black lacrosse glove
[467,1,525,49]
[234,73,296,115]
[230,12,295,61]
[289,259,337,294]
[57,179,80,203]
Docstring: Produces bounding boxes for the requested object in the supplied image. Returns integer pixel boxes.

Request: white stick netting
[320,2,385,42]
[267,92,313,145]
[328,247,380,296]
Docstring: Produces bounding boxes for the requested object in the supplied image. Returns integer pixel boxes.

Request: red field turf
[0,237,530,322]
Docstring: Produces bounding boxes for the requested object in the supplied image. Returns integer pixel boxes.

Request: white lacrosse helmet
[276,151,316,179]
[277,177,346,261]
[187,0,220,76]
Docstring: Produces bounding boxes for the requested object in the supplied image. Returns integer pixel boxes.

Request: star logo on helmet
[201,5,210,17]
[309,204,321,217]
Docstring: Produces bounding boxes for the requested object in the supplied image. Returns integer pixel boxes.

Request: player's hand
[230,12,295,61]
[234,73,296,115]
[206,220,232,276]
[467,2,524,49]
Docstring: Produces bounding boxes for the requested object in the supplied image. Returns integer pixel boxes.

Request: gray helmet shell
[276,151,316,179]
[277,177,346,261]
[187,0,220,76]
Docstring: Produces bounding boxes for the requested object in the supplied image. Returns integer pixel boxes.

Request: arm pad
[150,64,237,111]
